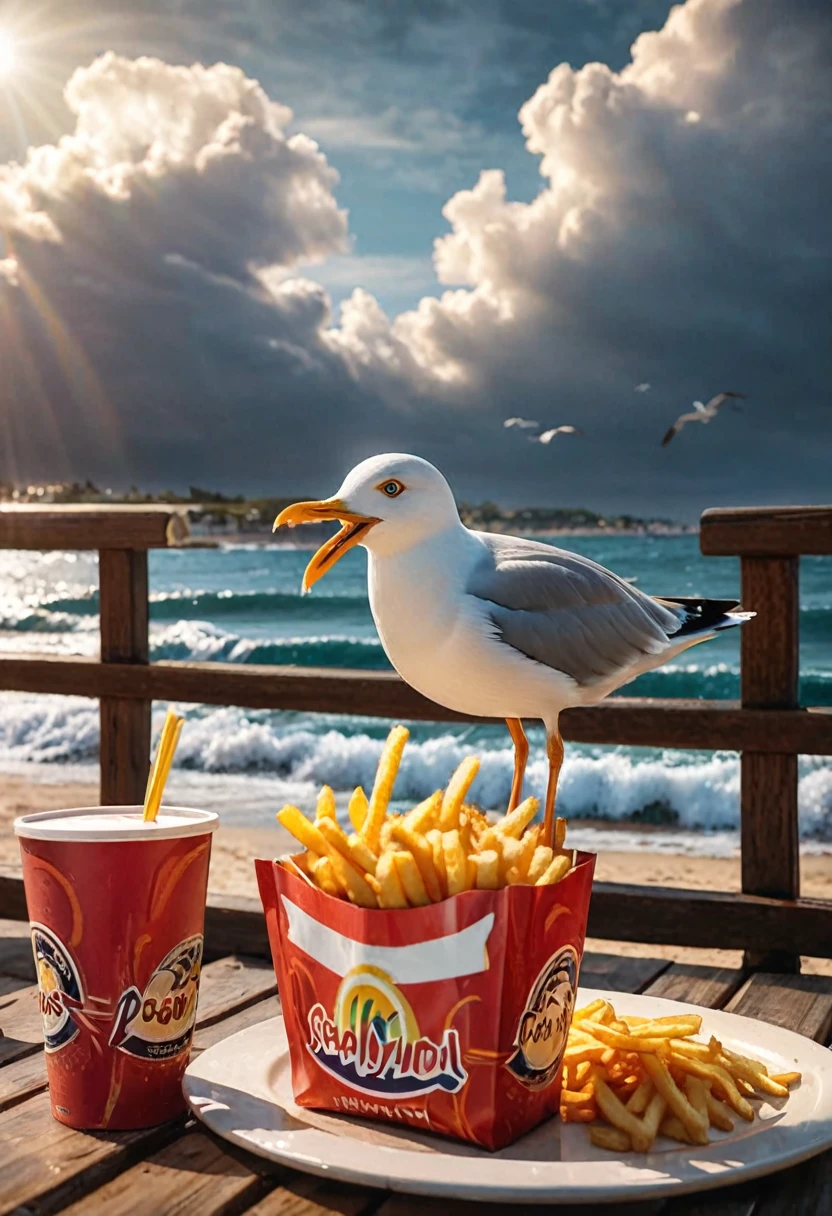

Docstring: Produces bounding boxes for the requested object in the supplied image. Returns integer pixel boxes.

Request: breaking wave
[1,695,830,840]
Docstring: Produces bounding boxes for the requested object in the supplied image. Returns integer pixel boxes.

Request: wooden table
[2,923,832,1216]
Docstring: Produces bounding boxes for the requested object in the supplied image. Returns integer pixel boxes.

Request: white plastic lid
[13,805,219,843]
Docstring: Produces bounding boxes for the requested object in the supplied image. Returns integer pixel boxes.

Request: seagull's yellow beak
[273,498,380,592]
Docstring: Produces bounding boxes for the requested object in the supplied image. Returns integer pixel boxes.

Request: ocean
[1,534,830,856]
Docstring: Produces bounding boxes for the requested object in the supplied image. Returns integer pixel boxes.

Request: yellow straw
[143,708,185,822]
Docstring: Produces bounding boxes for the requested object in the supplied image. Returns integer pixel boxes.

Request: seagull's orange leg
[506,718,529,812]
[543,728,564,848]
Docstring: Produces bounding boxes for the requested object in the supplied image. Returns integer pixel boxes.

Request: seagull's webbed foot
[506,718,529,813]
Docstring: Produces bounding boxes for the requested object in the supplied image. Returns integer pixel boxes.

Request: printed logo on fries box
[256,850,595,1151]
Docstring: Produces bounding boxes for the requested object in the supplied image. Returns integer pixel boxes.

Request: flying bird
[275,455,753,843]
[635,383,651,393]
[534,426,584,444]
[661,392,747,447]
[504,417,540,429]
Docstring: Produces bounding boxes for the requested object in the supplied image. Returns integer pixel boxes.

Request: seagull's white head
[273,453,459,590]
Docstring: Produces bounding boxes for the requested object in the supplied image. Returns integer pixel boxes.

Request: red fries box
[256,850,595,1151]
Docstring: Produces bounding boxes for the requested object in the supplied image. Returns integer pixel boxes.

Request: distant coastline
[0,478,692,539]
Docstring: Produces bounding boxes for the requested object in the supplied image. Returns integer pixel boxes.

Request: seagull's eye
[378,479,405,498]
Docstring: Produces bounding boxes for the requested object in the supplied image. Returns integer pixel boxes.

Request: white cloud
[1,1,830,512]
[0,53,349,273]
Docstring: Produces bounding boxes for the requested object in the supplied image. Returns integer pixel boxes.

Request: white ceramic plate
[184,987,832,1205]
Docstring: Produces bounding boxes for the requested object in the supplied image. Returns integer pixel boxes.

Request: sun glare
[0,30,17,77]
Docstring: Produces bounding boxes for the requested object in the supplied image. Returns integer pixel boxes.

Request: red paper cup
[257,851,595,1151]
[14,804,218,1130]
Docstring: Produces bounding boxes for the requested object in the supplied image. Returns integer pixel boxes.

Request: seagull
[274,454,754,844]
[635,383,651,393]
[504,417,540,429]
[661,391,747,447]
[535,426,584,444]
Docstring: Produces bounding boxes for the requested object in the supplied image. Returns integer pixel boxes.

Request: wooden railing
[1,502,831,971]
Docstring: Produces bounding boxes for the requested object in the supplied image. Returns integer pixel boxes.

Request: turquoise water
[1,535,830,847]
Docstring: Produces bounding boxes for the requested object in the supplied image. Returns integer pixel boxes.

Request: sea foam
[0,694,829,841]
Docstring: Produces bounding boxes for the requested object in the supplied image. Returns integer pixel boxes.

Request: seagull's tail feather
[656,596,756,641]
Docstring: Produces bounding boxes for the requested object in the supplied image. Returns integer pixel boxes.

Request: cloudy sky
[0,0,829,518]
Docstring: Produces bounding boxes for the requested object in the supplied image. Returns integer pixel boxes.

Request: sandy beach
[2,775,830,974]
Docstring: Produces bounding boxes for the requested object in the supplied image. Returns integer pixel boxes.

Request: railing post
[98,548,151,805]
[740,555,800,973]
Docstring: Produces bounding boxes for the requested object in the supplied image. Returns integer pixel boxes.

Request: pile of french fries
[277,725,575,909]
[562,997,801,1152]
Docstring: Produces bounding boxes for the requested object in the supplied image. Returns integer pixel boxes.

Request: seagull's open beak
[273,498,380,592]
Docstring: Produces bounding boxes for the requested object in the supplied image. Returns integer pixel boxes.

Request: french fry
[438,755,479,830]
[325,848,379,908]
[316,785,337,821]
[595,1077,659,1153]
[277,805,330,857]
[771,1072,801,1088]
[669,1055,755,1122]
[393,850,431,907]
[554,816,567,849]
[572,998,607,1023]
[310,856,340,897]
[372,850,408,909]
[625,1079,653,1115]
[426,828,448,898]
[526,846,554,884]
[442,829,471,895]
[660,1114,694,1143]
[560,1104,597,1123]
[704,1089,734,1133]
[362,725,409,852]
[641,1054,710,1145]
[391,820,443,902]
[379,814,402,851]
[316,816,380,878]
[487,796,539,841]
[718,1049,790,1098]
[590,1126,631,1152]
[347,786,368,832]
[628,1016,702,1039]
[498,832,537,883]
[473,849,500,890]
[402,790,442,835]
[560,1088,596,1108]
[535,854,571,887]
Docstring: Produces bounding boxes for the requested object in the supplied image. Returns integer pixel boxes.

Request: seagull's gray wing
[467,533,683,689]
[661,410,704,446]
[704,391,747,413]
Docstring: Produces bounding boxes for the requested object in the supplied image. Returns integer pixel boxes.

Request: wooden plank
[0,981,43,1065]
[204,894,273,963]
[0,918,35,982]
[99,548,151,806]
[644,964,743,1010]
[0,1105,186,1216]
[0,504,190,550]
[244,1175,386,1216]
[4,875,830,959]
[579,952,671,995]
[374,1196,662,1216]
[740,556,800,971]
[0,864,29,920]
[585,884,832,958]
[726,973,832,1043]
[1,656,832,753]
[700,505,832,557]
[753,1152,832,1216]
[57,1130,275,1215]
